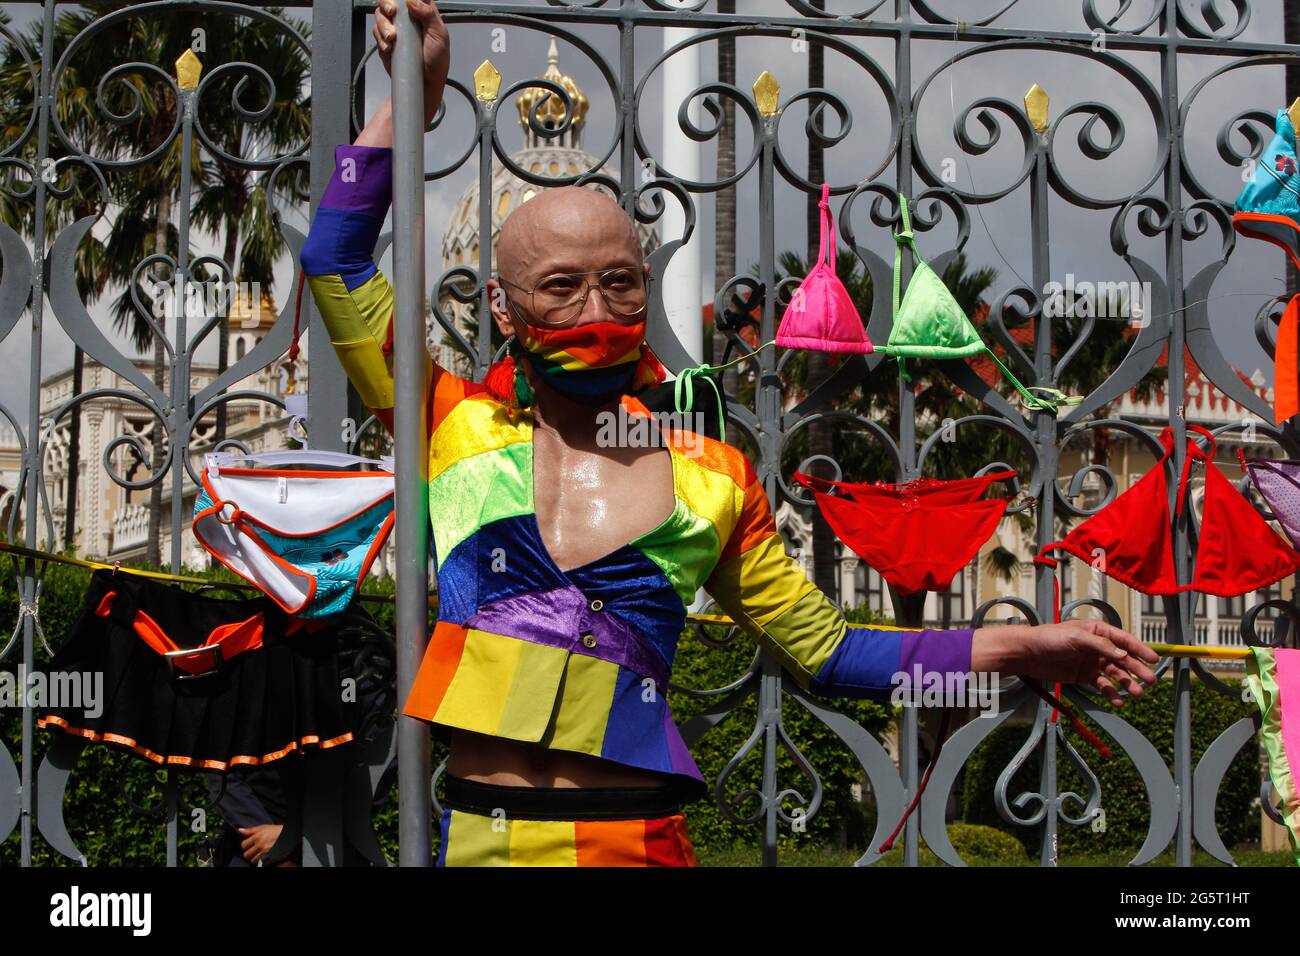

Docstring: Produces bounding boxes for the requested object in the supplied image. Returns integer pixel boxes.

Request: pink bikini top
[775,183,873,355]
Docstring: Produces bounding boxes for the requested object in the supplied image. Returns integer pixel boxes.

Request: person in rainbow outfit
[298,0,1159,867]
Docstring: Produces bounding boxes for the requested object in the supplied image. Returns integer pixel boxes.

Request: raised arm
[298,136,408,433]
[298,0,455,434]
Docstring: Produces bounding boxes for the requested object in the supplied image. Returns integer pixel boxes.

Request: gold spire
[516,37,588,132]
[1288,97,1300,133]
[175,49,202,91]
[228,281,277,331]
[754,71,780,117]
[475,60,501,102]
[1024,83,1049,135]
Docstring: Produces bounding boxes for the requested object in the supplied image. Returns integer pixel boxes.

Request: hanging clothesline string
[0,540,415,607]
[673,340,776,443]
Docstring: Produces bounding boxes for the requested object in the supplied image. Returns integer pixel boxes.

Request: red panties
[793,470,1016,596]
[1037,425,1300,597]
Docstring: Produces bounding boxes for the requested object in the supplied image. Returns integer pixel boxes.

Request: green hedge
[960,677,1258,859]
[667,604,896,853]
[0,561,208,865]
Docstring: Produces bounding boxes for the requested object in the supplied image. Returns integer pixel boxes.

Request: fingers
[1044,622,1157,704]
[1072,628,1133,664]
[1110,635,1161,686]
[243,836,270,864]
[1094,673,1124,708]
[373,20,394,58]
[380,0,442,28]
[1088,620,1160,664]
[1067,621,1159,683]
[409,0,442,21]
[1079,623,1159,685]
[1073,618,1156,659]
[1114,650,1158,687]
[375,0,443,61]
[1102,661,1147,698]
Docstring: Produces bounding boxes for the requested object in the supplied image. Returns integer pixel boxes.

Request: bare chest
[531,430,675,571]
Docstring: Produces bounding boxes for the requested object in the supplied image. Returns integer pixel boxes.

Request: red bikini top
[1037,425,1300,597]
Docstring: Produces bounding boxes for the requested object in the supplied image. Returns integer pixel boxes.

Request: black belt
[443,773,689,821]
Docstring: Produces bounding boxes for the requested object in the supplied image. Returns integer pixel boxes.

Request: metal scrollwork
[0,0,1293,870]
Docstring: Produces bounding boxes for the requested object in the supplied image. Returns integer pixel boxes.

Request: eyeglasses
[496,266,649,328]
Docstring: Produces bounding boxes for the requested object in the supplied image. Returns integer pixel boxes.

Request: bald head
[497,185,642,287]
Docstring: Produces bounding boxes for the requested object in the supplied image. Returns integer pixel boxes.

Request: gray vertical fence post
[307,0,362,452]
[20,0,59,869]
[391,0,432,867]
[1160,4,1194,869]
[1028,113,1059,867]
[893,1,920,867]
[302,0,362,868]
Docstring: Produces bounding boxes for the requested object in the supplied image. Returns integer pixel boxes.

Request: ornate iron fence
[0,0,1294,867]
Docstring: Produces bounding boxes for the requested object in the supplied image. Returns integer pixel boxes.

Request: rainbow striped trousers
[436,775,699,867]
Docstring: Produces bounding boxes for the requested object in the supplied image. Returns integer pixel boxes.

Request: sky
[0,0,1290,432]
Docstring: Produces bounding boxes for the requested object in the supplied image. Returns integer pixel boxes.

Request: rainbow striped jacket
[299,144,976,796]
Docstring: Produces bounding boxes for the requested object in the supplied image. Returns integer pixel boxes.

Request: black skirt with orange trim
[37,568,358,771]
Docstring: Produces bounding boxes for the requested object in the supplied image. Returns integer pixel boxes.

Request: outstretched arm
[705,461,1159,704]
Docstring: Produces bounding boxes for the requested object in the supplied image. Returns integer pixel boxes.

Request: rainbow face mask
[517,319,661,403]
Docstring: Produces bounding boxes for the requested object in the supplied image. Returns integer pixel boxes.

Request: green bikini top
[885,193,1077,413]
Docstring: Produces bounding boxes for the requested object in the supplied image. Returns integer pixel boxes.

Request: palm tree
[188,10,311,443]
[0,6,155,552]
[99,5,309,562]
[770,247,1004,484]
[768,244,1029,610]
[78,4,206,567]
[1,4,310,564]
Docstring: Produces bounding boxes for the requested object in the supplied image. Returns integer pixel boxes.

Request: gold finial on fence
[175,48,202,91]
[1288,97,1300,133]
[754,71,780,117]
[475,60,501,102]
[1024,83,1049,135]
